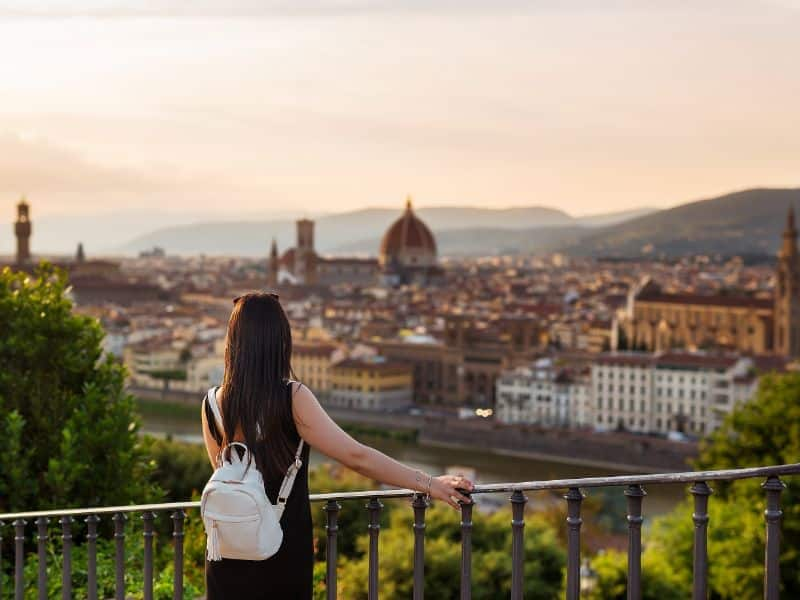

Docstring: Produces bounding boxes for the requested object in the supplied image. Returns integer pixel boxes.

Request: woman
[201,292,474,599]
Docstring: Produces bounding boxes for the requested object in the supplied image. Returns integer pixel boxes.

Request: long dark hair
[217,292,296,480]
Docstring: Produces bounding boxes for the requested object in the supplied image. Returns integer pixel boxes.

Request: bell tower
[14,197,32,265]
[295,219,317,285]
[267,238,279,288]
[774,206,800,356]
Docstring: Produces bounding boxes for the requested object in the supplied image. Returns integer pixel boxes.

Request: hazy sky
[1,0,799,221]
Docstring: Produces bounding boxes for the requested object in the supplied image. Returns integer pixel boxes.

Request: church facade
[622,208,800,358]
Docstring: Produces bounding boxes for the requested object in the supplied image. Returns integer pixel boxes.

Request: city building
[4,198,167,305]
[327,357,413,411]
[276,219,379,287]
[621,208,800,357]
[379,197,442,286]
[591,352,756,435]
[377,314,544,407]
[495,358,590,428]
[292,341,346,396]
[498,351,767,436]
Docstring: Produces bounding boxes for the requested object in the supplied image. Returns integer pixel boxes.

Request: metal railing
[1,463,798,600]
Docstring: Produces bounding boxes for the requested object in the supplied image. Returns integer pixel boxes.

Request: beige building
[623,279,774,354]
[328,357,413,411]
[292,341,345,396]
[622,208,800,357]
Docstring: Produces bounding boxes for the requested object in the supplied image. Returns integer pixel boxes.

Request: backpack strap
[275,381,305,517]
[275,439,305,517]
[206,386,224,431]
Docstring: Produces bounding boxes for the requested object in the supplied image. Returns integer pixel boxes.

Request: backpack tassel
[207,521,222,562]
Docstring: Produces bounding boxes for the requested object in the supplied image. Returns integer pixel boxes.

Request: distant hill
[334,225,585,256]
[562,188,800,258]
[119,205,650,256]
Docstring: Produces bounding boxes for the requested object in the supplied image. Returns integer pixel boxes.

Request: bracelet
[415,470,433,499]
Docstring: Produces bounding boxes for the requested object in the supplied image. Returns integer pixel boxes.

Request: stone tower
[267,238,279,288]
[774,206,800,357]
[76,242,86,263]
[14,197,32,264]
[294,219,317,285]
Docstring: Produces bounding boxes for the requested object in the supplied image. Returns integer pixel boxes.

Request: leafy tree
[337,502,565,599]
[0,264,160,512]
[589,372,800,599]
[148,436,211,502]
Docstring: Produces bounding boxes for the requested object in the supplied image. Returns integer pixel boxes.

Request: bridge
[1,463,798,599]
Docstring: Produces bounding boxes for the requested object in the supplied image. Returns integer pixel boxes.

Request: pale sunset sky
[1,0,799,223]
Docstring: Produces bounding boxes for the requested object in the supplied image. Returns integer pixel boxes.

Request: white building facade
[498,352,760,437]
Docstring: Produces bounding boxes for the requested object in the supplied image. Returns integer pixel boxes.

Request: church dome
[379,197,437,268]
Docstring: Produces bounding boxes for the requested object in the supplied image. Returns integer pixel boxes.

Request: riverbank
[130,386,696,473]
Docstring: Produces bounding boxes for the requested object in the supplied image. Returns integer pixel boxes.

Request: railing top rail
[2,462,798,521]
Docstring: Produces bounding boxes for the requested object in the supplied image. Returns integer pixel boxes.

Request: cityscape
[4,195,797,445]
[2,2,800,599]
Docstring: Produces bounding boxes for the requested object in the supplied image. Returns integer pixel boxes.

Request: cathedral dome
[379,198,437,268]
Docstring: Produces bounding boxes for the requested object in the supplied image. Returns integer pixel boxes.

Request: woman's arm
[292,384,473,509]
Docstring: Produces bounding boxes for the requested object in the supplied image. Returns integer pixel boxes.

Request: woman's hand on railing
[429,474,474,509]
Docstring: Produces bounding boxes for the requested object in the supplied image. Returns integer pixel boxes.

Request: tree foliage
[0,265,159,512]
[335,502,565,599]
[590,372,800,599]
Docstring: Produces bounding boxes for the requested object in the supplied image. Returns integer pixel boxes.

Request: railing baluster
[459,491,473,600]
[412,493,428,600]
[325,500,341,600]
[113,513,126,600]
[61,516,73,600]
[510,489,527,600]
[14,519,25,600]
[142,511,155,600]
[36,516,48,600]
[366,497,383,600]
[172,510,186,600]
[565,487,584,600]
[763,476,785,600]
[690,482,712,600]
[86,515,99,600]
[625,484,646,600]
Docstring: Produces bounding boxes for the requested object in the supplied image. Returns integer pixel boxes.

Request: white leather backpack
[201,386,304,561]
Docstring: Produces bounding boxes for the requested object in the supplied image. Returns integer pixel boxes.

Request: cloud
[0,0,539,18]
[0,131,265,216]
[0,132,176,199]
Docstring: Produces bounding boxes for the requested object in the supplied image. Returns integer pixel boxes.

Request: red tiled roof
[594,353,654,367]
[637,290,772,310]
[654,353,739,370]
[379,200,437,258]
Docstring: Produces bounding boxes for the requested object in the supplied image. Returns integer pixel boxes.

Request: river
[140,410,685,518]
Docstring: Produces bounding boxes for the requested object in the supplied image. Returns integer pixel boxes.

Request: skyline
[1,1,800,222]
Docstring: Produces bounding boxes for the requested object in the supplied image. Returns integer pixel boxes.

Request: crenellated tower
[14,197,32,264]
[774,206,800,357]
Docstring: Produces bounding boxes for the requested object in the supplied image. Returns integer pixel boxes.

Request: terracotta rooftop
[637,290,772,310]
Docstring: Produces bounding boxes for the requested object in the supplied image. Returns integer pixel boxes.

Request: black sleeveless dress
[204,382,314,600]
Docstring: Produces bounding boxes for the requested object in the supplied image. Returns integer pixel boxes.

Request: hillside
[563,188,800,258]
[335,225,585,256]
[118,205,644,256]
